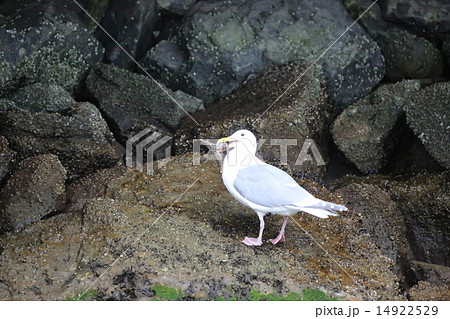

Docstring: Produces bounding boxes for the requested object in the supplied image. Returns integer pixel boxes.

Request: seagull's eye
[241,133,245,136]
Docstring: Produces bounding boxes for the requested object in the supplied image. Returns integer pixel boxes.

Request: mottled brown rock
[0,154,66,233]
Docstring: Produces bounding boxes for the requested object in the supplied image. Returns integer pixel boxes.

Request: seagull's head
[216,129,257,155]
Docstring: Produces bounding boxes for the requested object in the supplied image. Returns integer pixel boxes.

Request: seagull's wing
[233,164,315,208]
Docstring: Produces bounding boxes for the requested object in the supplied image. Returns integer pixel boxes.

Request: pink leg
[242,213,265,246]
[269,216,288,245]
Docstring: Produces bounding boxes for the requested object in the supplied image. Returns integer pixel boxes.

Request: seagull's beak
[217,136,236,152]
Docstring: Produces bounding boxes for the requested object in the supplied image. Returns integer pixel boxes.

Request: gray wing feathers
[234,165,348,218]
[233,165,314,208]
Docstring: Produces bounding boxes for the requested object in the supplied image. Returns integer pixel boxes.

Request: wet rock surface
[0,155,404,300]
[0,154,66,233]
[0,0,103,96]
[176,62,331,179]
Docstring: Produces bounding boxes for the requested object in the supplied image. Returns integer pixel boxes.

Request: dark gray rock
[140,40,190,92]
[8,83,74,112]
[97,0,159,69]
[0,136,16,184]
[156,0,196,15]
[0,154,66,233]
[375,30,443,81]
[443,36,450,74]
[332,80,421,173]
[378,0,450,41]
[343,1,444,81]
[86,64,203,138]
[0,1,103,96]
[405,82,450,170]
[72,0,110,29]
[143,0,384,107]
[0,100,120,178]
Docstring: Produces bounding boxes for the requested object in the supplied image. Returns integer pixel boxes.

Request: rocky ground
[0,0,449,301]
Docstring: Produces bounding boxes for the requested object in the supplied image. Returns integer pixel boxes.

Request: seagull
[216,129,347,246]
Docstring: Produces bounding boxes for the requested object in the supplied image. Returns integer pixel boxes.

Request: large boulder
[405,82,450,170]
[0,93,119,178]
[0,154,66,233]
[0,1,103,96]
[176,62,331,179]
[86,64,204,140]
[143,0,384,107]
[332,80,421,174]
[376,30,443,81]
[97,0,159,69]
[343,0,444,81]
[378,0,450,41]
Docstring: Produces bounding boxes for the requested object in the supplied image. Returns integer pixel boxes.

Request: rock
[408,281,450,301]
[86,64,203,137]
[0,136,16,184]
[0,99,120,178]
[442,36,450,75]
[156,0,196,15]
[410,261,450,287]
[384,172,450,267]
[343,1,444,81]
[0,154,403,300]
[144,0,384,107]
[176,62,331,179]
[405,82,450,170]
[64,166,126,214]
[336,171,450,293]
[337,183,413,279]
[332,80,421,174]
[376,30,443,81]
[97,0,159,69]
[0,154,66,233]
[0,1,103,96]
[140,40,190,92]
[8,83,74,112]
[378,0,450,41]
[72,0,110,29]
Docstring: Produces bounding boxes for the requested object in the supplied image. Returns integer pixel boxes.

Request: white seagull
[216,129,347,246]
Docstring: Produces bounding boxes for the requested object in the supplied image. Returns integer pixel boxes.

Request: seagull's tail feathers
[287,199,347,219]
